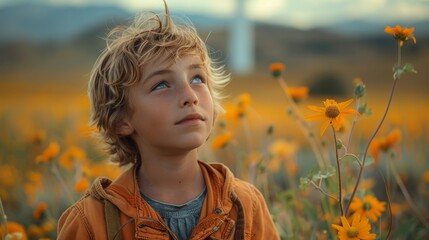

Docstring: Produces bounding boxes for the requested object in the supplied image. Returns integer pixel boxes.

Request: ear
[116,117,134,136]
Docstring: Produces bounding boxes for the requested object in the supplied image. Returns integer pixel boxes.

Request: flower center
[363,202,372,211]
[347,226,359,237]
[325,104,340,118]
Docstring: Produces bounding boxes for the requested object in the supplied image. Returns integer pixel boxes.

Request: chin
[180,135,207,149]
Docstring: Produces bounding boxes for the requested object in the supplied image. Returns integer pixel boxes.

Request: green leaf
[336,139,343,150]
[403,63,418,74]
[394,63,418,79]
[354,83,366,98]
[326,165,336,176]
[266,124,274,135]
[277,190,296,206]
[311,167,336,181]
[358,103,372,117]
[299,177,309,190]
[341,154,360,164]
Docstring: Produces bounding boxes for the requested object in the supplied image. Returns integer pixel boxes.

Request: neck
[137,149,205,205]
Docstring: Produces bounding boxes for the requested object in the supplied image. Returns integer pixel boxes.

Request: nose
[180,84,199,107]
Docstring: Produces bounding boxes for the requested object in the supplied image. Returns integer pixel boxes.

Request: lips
[175,113,205,125]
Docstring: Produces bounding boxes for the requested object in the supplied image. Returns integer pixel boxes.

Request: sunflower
[384,25,416,47]
[306,99,356,136]
[332,215,376,240]
[349,195,386,222]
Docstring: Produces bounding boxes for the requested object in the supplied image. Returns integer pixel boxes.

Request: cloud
[1,0,427,28]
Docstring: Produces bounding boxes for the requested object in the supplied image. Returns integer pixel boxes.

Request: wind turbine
[228,0,254,75]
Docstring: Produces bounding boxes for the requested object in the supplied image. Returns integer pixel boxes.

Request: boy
[57,1,279,239]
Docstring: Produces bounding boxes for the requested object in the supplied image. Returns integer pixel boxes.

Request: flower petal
[341,108,356,115]
[305,114,326,121]
[340,216,350,228]
[307,105,325,113]
[320,120,330,136]
[338,99,353,110]
[384,26,394,34]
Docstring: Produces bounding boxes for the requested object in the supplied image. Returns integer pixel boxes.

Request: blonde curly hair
[88,1,229,166]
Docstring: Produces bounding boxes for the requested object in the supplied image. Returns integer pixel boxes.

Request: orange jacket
[57,161,280,239]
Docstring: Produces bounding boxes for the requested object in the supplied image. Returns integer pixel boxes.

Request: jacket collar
[88,161,237,218]
[88,161,242,239]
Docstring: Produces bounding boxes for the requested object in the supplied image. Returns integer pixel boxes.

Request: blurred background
[1,0,428,131]
[1,0,429,239]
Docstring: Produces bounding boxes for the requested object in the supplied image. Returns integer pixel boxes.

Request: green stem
[397,42,401,67]
[389,159,429,231]
[0,198,8,237]
[331,124,344,216]
[345,76,398,215]
[277,77,326,169]
[377,168,392,240]
[346,96,359,151]
[50,162,75,205]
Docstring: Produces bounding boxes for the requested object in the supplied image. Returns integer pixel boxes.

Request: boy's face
[120,53,214,155]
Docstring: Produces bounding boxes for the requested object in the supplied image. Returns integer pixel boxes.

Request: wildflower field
[1,25,429,240]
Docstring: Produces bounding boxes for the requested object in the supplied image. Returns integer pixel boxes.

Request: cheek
[203,93,215,116]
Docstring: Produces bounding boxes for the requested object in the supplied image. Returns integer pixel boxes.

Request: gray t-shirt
[141,188,206,240]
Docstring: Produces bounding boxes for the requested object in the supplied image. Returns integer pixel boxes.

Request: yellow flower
[269,62,285,77]
[28,218,56,237]
[35,142,60,163]
[0,164,18,187]
[59,146,87,170]
[384,24,416,47]
[390,203,404,216]
[268,140,299,176]
[287,86,309,102]
[74,177,90,192]
[29,129,47,145]
[306,99,356,136]
[382,128,401,149]
[349,195,386,222]
[211,132,233,150]
[269,140,298,159]
[222,94,252,123]
[33,202,48,221]
[331,215,376,240]
[423,171,429,183]
[27,171,43,185]
[81,162,122,179]
[369,129,401,162]
[0,222,28,240]
[237,93,252,117]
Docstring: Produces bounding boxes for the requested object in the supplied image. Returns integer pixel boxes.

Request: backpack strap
[88,177,122,240]
[104,199,122,240]
[230,191,245,240]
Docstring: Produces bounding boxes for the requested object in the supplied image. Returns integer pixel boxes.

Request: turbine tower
[228,0,254,75]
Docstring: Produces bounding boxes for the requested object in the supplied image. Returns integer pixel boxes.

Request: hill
[0,3,428,97]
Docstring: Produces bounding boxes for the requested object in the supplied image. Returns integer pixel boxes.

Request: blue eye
[191,76,204,84]
[153,81,168,91]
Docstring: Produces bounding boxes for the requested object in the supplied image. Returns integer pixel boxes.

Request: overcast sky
[1,0,428,29]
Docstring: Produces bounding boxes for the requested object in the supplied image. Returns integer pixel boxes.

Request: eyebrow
[143,63,206,83]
